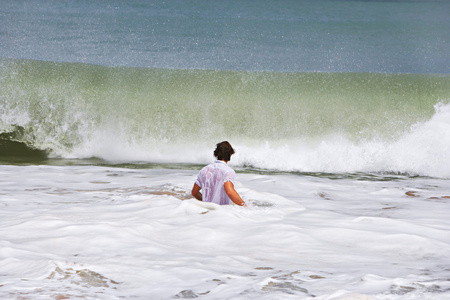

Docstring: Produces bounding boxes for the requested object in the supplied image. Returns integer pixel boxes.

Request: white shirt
[195,160,236,205]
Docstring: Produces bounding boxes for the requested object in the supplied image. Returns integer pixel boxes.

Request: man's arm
[191,183,202,201]
[224,181,246,206]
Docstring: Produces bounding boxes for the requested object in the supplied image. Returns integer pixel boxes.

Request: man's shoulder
[199,162,217,173]
[218,162,235,176]
[200,161,235,173]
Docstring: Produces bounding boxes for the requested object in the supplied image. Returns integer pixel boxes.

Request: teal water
[1,0,448,73]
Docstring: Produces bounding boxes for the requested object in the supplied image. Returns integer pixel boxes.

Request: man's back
[195,160,235,205]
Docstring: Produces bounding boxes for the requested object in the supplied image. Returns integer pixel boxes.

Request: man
[191,141,246,206]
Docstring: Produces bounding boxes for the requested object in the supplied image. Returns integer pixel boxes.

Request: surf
[1,59,449,176]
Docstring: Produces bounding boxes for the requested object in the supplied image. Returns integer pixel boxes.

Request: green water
[1,59,449,156]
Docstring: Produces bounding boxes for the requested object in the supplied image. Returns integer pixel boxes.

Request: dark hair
[214,141,235,162]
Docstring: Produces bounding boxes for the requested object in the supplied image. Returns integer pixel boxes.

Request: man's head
[214,141,235,162]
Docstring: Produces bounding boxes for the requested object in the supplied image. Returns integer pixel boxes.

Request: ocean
[1,1,449,299]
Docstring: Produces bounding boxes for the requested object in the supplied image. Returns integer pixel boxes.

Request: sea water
[1,1,450,299]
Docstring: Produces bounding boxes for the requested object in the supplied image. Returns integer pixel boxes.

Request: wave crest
[1,59,449,177]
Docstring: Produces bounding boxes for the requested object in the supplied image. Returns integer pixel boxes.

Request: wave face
[1,59,450,176]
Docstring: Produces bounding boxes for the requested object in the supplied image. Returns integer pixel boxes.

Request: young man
[191,141,246,206]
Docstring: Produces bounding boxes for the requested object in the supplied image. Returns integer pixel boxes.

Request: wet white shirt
[195,160,236,205]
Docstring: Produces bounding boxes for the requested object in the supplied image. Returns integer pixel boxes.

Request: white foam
[234,102,450,178]
[1,165,449,299]
[65,102,450,178]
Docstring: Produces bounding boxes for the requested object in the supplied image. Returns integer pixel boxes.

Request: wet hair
[214,141,235,162]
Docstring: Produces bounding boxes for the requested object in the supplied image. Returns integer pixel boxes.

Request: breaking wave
[1,59,449,177]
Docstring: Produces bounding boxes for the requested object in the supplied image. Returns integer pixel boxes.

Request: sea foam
[1,165,449,299]
[235,102,450,178]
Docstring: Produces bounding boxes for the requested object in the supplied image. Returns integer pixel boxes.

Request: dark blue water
[1,0,449,73]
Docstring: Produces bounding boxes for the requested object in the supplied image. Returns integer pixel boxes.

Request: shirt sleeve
[195,165,207,188]
[223,169,236,184]
[195,171,203,187]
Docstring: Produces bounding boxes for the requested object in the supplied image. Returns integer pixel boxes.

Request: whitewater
[1,164,450,299]
[1,0,450,299]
